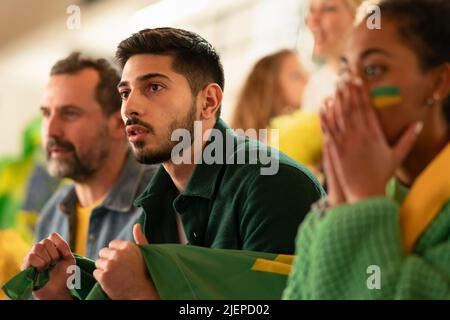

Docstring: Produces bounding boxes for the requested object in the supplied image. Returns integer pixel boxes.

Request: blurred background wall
[0,0,314,157]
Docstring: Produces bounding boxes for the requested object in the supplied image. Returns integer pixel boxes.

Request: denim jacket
[35,151,157,260]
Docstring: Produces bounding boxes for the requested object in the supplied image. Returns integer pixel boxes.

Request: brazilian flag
[0,116,44,299]
[0,116,60,299]
[2,244,294,300]
[371,86,402,109]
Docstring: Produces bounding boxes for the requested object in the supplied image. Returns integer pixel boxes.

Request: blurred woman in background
[271,0,364,178]
[230,49,308,140]
[302,0,364,113]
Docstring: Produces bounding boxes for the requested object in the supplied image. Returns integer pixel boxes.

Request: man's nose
[44,113,64,138]
[121,90,147,121]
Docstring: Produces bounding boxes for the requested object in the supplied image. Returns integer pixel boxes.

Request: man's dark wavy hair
[116,27,225,119]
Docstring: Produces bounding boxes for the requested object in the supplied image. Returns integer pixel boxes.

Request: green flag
[2,244,294,300]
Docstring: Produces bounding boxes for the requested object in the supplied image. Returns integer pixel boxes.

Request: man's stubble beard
[132,100,197,165]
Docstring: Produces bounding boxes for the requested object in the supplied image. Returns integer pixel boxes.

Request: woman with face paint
[284,0,450,299]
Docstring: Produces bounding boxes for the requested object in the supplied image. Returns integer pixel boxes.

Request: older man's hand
[22,232,75,300]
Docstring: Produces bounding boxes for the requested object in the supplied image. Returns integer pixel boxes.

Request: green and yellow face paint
[370,86,402,109]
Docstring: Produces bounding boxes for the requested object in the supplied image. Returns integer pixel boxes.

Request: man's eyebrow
[117,73,171,89]
[137,73,171,82]
[39,105,83,112]
[59,104,83,111]
[117,80,129,89]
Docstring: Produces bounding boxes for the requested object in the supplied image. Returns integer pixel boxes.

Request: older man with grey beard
[33,52,156,269]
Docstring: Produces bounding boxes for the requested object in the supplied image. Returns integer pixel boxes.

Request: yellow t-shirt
[268,110,324,184]
[74,197,105,256]
[269,110,324,167]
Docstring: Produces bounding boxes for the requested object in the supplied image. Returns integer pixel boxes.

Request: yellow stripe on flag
[372,96,402,109]
[274,254,295,265]
[251,257,293,276]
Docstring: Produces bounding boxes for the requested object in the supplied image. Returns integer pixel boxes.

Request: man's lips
[126,125,150,142]
[49,147,73,157]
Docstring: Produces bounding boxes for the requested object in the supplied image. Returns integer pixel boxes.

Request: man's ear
[431,63,450,103]
[108,111,126,140]
[199,83,223,120]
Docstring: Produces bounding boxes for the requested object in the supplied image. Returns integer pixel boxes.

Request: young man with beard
[33,53,156,263]
[23,29,324,300]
